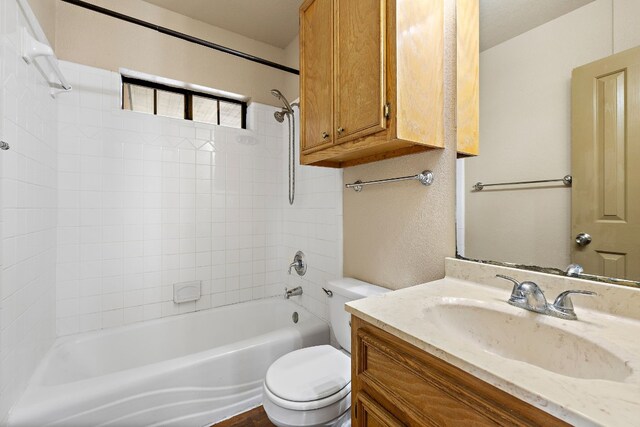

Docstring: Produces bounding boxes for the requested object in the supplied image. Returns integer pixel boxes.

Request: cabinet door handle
[322,131,330,139]
[337,127,344,134]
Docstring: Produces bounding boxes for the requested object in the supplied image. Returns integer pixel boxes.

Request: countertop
[345,261,640,426]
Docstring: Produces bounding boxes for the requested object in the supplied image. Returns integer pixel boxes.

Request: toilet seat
[264,345,351,411]
[265,345,351,410]
[262,389,351,427]
[264,380,351,411]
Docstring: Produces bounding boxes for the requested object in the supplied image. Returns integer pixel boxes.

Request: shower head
[271,89,293,114]
[274,110,286,122]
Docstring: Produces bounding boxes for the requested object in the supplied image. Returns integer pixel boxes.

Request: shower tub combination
[9,299,329,426]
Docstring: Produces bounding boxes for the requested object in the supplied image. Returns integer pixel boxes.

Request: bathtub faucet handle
[284,286,303,299]
[288,251,306,276]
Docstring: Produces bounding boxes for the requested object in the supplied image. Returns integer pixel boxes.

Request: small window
[219,101,243,128]
[192,95,217,125]
[122,76,246,129]
[123,84,154,114]
[156,89,184,119]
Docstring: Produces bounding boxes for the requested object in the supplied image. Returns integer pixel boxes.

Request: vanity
[346,258,640,426]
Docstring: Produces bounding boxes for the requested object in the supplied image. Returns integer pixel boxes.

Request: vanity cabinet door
[334,0,387,144]
[354,392,404,427]
[300,0,334,153]
[351,316,570,427]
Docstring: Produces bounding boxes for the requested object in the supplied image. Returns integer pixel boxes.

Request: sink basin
[424,302,632,382]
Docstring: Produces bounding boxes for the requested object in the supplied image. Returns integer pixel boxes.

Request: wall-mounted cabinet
[299,0,479,168]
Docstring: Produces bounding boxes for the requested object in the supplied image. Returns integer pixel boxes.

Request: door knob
[575,233,592,247]
[322,131,329,139]
[337,127,344,134]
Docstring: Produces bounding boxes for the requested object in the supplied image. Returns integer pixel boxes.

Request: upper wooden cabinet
[299,0,479,167]
[300,0,334,152]
[335,0,387,144]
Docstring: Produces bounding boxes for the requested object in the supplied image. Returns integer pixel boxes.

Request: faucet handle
[496,274,523,298]
[496,274,520,285]
[288,251,306,276]
[552,290,597,311]
[497,275,547,312]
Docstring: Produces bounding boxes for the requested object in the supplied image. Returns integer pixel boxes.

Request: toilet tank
[326,278,389,353]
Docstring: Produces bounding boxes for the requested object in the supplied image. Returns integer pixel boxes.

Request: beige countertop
[345,258,640,426]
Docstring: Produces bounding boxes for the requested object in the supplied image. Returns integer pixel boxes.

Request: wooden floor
[213,406,275,427]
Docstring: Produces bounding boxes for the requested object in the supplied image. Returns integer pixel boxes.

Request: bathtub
[8,298,329,426]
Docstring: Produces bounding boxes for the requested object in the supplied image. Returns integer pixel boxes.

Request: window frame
[121,76,247,129]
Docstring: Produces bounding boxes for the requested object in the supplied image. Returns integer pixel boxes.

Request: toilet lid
[265,345,351,403]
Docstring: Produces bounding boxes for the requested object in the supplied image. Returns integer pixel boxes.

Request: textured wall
[54,0,294,106]
[0,0,58,420]
[343,0,457,290]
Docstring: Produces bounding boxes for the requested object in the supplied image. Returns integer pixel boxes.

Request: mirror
[458,0,640,287]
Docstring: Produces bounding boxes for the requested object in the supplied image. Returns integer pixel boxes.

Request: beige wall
[343,0,457,290]
[283,35,300,101]
[463,0,640,269]
[344,151,457,289]
[27,0,56,45]
[54,0,296,106]
[613,0,640,52]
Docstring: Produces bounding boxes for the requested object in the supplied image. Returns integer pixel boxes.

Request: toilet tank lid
[326,278,390,299]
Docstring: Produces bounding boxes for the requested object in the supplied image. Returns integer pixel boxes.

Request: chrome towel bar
[473,175,572,191]
[345,170,434,192]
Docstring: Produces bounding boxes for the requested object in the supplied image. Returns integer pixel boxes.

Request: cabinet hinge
[354,404,358,418]
[384,102,391,120]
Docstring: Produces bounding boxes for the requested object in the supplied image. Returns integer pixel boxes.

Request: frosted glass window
[122,83,154,114]
[121,76,246,128]
[193,96,218,125]
[219,101,243,128]
[156,89,185,119]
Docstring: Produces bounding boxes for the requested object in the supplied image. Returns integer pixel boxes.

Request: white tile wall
[55,62,343,334]
[282,109,343,321]
[0,0,58,420]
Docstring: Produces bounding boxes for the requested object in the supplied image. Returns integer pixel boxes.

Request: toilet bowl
[262,278,389,427]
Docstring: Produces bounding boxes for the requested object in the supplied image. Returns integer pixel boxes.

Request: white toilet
[262,278,389,427]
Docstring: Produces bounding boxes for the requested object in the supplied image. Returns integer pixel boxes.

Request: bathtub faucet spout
[284,286,303,299]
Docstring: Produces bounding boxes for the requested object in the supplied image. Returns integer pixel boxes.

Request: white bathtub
[8,298,329,426]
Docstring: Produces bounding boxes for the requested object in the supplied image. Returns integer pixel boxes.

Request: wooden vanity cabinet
[350,316,569,427]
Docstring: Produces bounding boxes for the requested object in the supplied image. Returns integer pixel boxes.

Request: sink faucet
[565,263,584,277]
[497,275,547,313]
[496,275,597,320]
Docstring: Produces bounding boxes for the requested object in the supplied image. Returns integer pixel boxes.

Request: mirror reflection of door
[571,45,640,281]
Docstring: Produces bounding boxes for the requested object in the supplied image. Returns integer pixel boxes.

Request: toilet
[262,278,389,427]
